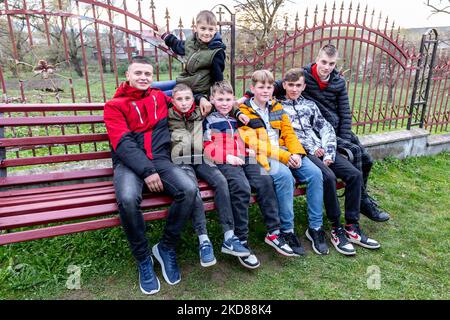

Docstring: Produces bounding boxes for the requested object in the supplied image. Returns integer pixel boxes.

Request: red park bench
[0,82,344,246]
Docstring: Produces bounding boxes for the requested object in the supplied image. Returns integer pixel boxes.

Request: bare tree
[424,0,450,15]
[233,0,291,51]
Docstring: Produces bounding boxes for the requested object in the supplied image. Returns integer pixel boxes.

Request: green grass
[1,152,449,300]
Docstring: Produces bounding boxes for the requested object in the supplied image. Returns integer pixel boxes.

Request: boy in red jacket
[203,81,294,269]
[104,56,201,295]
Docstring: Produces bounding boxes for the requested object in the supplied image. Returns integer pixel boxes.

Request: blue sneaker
[152,242,181,285]
[221,235,251,257]
[199,240,217,267]
[138,256,160,295]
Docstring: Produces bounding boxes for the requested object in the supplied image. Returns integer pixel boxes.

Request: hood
[113,81,160,100]
[304,63,340,82]
[194,32,226,51]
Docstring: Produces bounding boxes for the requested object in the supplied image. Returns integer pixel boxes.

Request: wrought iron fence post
[0,110,5,178]
[407,29,438,129]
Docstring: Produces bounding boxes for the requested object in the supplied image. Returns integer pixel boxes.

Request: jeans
[180,163,235,235]
[216,164,251,242]
[308,153,362,226]
[268,157,323,231]
[114,159,198,262]
[242,160,281,239]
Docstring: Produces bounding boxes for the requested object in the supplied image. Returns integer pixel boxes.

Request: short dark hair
[130,55,151,65]
[283,68,305,82]
[318,44,338,58]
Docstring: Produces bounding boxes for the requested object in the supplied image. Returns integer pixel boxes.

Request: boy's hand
[235,96,247,105]
[238,113,250,125]
[199,97,213,116]
[323,159,333,166]
[144,173,164,193]
[226,155,245,166]
[314,148,325,157]
[288,154,302,168]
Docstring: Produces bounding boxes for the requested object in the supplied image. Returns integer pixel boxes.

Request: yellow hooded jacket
[238,98,306,171]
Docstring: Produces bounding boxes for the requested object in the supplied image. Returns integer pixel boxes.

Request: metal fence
[0,0,448,134]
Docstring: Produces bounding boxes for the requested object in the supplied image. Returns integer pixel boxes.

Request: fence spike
[314,5,318,26]
[331,1,336,23]
[347,2,353,24]
[323,3,328,24]
[150,0,155,10]
[370,9,375,29]
[295,12,299,30]
[362,4,368,26]
[339,1,345,23]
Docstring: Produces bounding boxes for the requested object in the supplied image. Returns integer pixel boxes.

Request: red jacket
[104,82,172,178]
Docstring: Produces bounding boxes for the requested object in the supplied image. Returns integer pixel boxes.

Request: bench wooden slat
[0,116,104,126]
[1,151,112,168]
[0,181,113,198]
[1,189,216,219]
[1,186,116,207]
[0,103,104,112]
[0,190,216,228]
[0,168,113,187]
[0,134,109,148]
[0,201,217,245]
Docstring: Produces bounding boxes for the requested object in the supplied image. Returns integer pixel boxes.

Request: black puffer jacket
[301,63,353,142]
[271,63,353,142]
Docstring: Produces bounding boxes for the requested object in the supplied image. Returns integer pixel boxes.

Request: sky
[148,0,449,30]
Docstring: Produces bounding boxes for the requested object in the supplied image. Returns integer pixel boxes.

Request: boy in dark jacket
[104,56,202,295]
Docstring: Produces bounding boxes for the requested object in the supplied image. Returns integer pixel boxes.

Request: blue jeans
[113,159,198,262]
[268,157,323,231]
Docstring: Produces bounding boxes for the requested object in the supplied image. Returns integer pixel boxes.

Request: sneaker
[138,256,160,295]
[152,242,181,285]
[199,240,217,267]
[264,233,294,256]
[221,235,251,257]
[305,227,330,255]
[345,224,381,249]
[331,226,356,256]
[281,231,306,256]
[360,196,390,222]
[237,242,260,269]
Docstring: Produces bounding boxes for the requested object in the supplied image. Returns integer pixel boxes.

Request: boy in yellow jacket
[238,70,329,255]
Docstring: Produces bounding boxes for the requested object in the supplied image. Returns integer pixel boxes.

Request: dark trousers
[180,163,235,235]
[242,161,281,239]
[113,159,198,262]
[216,164,252,243]
[308,153,362,226]
[337,133,374,199]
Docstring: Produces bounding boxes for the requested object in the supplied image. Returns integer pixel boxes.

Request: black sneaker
[237,242,260,269]
[361,196,390,222]
[331,226,356,256]
[305,227,329,255]
[344,224,380,249]
[281,231,306,256]
[264,233,294,256]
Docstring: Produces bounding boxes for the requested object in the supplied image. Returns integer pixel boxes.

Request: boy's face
[211,92,234,116]
[172,90,194,113]
[250,81,274,104]
[126,63,153,90]
[282,78,306,100]
[194,22,217,44]
[315,52,337,80]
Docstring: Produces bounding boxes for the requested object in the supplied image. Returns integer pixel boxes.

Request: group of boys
[104,10,390,295]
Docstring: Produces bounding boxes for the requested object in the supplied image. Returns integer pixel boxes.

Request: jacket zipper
[131,101,144,124]
[186,48,201,71]
[153,96,158,120]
